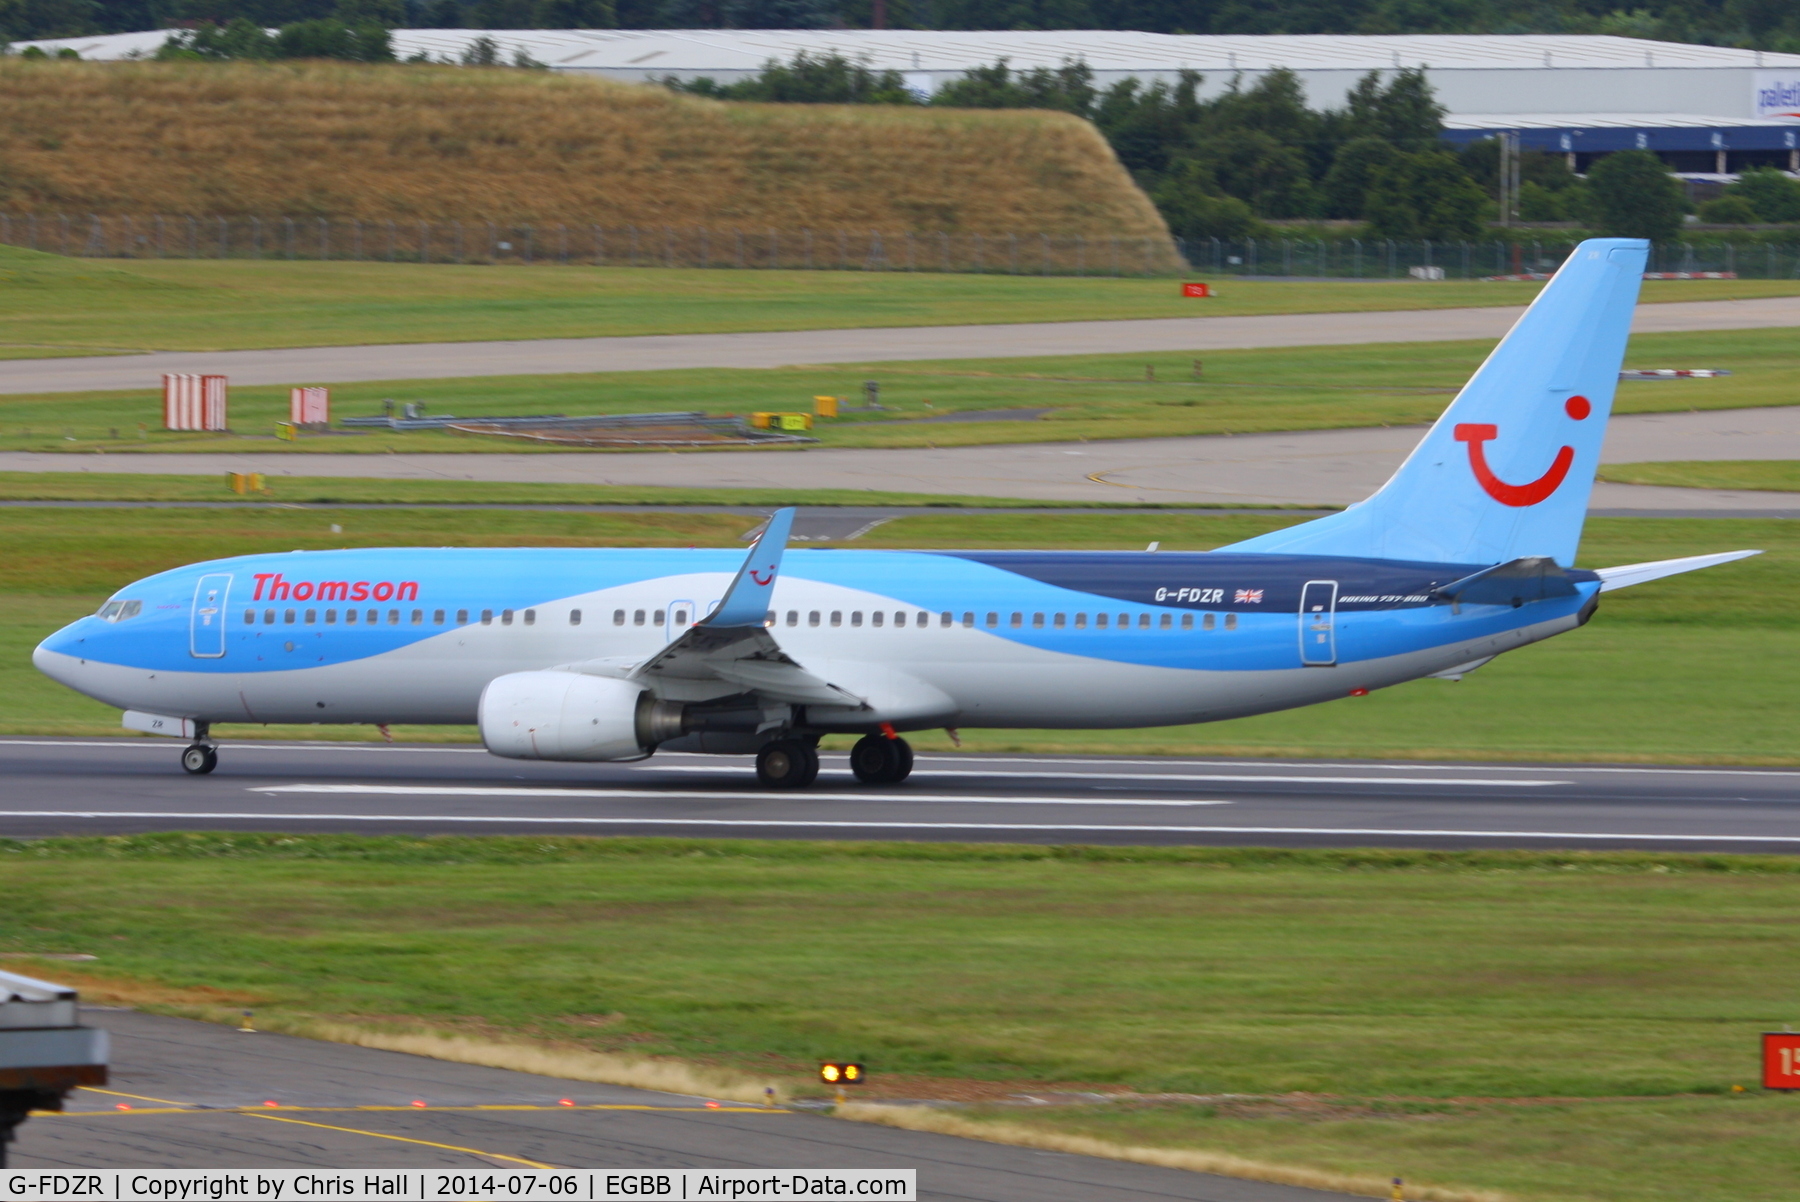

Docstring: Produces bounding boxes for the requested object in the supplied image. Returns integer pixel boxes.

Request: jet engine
[478,671,684,761]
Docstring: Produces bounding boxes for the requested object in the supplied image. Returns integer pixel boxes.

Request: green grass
[5,506,1791,762]
[4,328,1792,455]
[5,244,1798,357]
[7,836,1800,1201]
[1601,460,1800,492]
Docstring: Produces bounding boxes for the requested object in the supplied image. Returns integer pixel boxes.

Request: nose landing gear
[180,743,218,775]
[850,733,914,784]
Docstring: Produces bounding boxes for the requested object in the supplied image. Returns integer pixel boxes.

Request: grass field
[2,329,1789,455]
[0,61,1165,240]
[1601,460,1800,491]
[5,836,1800,1202]
[3,243,1797,358]
[4,505,1790,762]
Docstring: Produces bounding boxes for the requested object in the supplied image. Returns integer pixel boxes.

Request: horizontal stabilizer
[1595,549,1761,592]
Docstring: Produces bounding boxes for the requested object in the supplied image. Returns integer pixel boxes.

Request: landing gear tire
[756,739,820,789]
[181,744,218,775]
[850,734,914,785]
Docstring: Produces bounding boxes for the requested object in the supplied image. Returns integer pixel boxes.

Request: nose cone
[34,618,92,688]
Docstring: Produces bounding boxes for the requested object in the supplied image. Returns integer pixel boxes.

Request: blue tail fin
[1220,238,1648,567]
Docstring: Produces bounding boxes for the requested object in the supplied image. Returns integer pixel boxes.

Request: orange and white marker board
[1762,1032,1800,1088]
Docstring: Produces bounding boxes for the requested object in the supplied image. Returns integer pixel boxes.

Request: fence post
[804,228,814,271]
[215,216,227,259]
[419,220,430,264]
[771,228,780,269]
[736,228,746,269]
[905,230,914,271]
[1010,232,1019,274]
[592,224,604,266]
[522,225,533,265]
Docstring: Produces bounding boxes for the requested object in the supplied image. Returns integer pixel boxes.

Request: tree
[1696,194,1761,224]
[1364,150,1485,239]
[670,51,916,103]
[1341,67,1442,151]
[931,57,1096,116]
[1151,158,1262,241]
[1190,128,1318,218]
[1585,150,1687,242]
[273,18,394,59]
[1723,167,1800,223]
[1319,136,1397,219]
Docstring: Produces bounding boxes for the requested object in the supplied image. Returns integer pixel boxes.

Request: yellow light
[842,1064,862,1082]
[820,1064,841,1083]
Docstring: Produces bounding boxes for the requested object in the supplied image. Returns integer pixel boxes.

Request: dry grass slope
[0,61,1169,237]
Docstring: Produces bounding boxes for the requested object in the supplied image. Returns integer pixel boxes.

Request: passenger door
[665,599,695,643]
[1298,580,1338,667]
[190,573,232,658]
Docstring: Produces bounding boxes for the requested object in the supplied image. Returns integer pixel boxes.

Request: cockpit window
[96,600,142,621]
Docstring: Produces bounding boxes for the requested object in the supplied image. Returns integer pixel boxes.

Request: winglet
[706,508,795,627]
[1594,549,1760,592]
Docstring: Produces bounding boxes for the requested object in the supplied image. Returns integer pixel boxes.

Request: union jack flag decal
[1234,588,1264,604]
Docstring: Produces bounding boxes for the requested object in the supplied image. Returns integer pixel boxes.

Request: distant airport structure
[18,31,1800,175]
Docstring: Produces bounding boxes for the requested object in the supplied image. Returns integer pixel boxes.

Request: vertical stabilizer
[1220,238,1648,566]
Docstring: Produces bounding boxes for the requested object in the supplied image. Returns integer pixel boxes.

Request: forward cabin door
[665,599,695,643]
[1298,580,1338,666]
[190,573,232,658]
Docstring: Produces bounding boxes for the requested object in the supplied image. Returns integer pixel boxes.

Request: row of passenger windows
[244,607,544,627]
[242,604,1239,632]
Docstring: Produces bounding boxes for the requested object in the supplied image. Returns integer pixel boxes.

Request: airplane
[34,237,1759,787]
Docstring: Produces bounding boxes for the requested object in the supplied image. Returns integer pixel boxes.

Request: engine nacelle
[479,671,679,761]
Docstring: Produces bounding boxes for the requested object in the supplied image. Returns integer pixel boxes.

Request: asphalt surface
[2,739,1796,851]
[4,406,1797,510]
[13,1011,1354,1202]
[8,295,1800,394]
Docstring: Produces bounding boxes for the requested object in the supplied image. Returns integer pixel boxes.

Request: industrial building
[20,30,1800,175]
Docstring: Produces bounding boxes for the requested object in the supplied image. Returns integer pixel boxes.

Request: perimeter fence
[4,215,1797,280]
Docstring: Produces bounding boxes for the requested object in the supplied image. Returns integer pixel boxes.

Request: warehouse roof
[20,30,1800,72]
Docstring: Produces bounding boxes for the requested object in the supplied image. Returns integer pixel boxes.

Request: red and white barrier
[162,374,228,431]
[290,386,329,425]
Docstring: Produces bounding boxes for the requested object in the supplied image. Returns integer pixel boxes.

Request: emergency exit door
[665,599,695,643]
[1298,580,1338,666]
[190,573,232,658]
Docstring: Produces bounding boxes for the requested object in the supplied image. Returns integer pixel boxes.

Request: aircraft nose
[34,620,90,682]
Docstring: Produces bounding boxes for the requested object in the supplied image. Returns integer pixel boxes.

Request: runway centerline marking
[249,785,1233,807]
[7,810,1800,842]
[629,766,1565,787]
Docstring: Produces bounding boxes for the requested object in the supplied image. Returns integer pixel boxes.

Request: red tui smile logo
[749,569,774,585]
[1454,396,1590,507]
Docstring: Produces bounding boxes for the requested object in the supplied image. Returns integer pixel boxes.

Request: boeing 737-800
[34,238,1758,787]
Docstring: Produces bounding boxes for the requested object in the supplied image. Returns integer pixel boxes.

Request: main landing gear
[756,738,820,789]
[181,722,217,775]
[850,732,914,785]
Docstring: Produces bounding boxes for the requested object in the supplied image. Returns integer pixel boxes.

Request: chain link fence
[0,214,1186,277]
[7,216,1796,279]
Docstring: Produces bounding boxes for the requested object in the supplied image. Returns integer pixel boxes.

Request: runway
[12,1011,1352,1201]
[7,294,1800,394]
[2,738,1795,851]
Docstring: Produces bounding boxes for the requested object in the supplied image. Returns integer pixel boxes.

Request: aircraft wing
[630,508,865,708]
[1594,549,1761,592]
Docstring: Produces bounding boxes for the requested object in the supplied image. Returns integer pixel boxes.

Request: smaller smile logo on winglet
[1455,396,1590,507]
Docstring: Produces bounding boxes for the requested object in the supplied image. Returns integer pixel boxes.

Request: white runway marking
[632,765,1565,787]
[249,784,1232,807]
[2,810,1797,843]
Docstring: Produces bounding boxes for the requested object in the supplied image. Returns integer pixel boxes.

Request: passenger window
[434,609,446,625]
[1180,613,1194,629]
[481,609,493,625]
[986,612,998,627]
[283,609,295,624]
[1054,613,1066,628]
[523,609,535,626]
[831,611,843,626]
[1118,613,1130,628]
[1096,613,1108,628]
[809,610,821,627]
[500,609,513,626]
[345,609,358,625]
[1225,613,1238,630]
[568,609,580,626]
[960,612,972,627]
[787,610,799,626]
[305,609,317,624]
[1204,613,1216,630]
[1031,613,1044,628]
[1010,613,1023,628]
[1074,613,1087,629]
[243,609,256,625]
[326,609,337,624]
[1160,613,1172,629]
[613,609,626,626]
[919,612,930,627]
[672,608,687,626]
[411,609,423,624]
[634,609,646,626]
[264,609,276,625]
[871,612,882,627]
[389,609,401,625]
[456,609,468,625]
[764,611,776,627]
[892,612,904,627]
[851,612,863,627]
[1137,613,1150,629]
[367,609,378,624]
